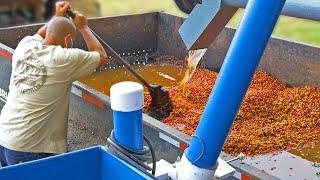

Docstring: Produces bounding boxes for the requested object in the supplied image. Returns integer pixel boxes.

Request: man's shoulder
[49,47,87,65]
[54,47,98,61]
[14,34,44,55]
[19,34,43,45]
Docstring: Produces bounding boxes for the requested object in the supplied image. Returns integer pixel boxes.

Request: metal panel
[179,0,238,50]
[0,43,12,110]
[157,13,187,59]
[0,13,159,53]
[157,13,320,87]
[0,24,41,49]
[75,13,159,54]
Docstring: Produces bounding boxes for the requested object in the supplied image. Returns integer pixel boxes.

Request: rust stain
[0,49,12,61]
[179,143,188,150]
[82,91,104,109]
[241,173,254,180]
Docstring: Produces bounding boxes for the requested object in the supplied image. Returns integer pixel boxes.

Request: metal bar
[89,28,152,89]
[185,0,286,168]
[223,0,320,21]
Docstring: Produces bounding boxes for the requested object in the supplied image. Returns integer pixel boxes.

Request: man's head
[45,16,76,48]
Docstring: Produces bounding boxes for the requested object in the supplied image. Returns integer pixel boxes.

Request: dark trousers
[0,145,53,167]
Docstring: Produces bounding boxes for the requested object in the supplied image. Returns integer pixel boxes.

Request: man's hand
[55,1,71,17]
[74,11,109,66]
[72,12,88,30]
[37,1,71,39]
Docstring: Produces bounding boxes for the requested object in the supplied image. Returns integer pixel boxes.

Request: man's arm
[37,1,71,39]
[73,12,109,66]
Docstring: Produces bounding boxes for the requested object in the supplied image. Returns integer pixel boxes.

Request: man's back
[0,34,100,154]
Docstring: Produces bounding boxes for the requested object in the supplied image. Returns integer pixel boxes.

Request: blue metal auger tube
[185,0,286,168]
[110,81,144,151]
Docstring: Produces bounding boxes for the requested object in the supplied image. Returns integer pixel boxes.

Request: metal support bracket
[179,0,238,50]
[154,155,235,180]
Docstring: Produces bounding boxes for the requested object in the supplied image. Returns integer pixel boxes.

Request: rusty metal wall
[75,13,159,54]
[0,55,11,94]
[157,13,320,88]
[158,13,320,87]
[0,43,12,111]
[0,25,41,49]
[0,13,159,54]
[260,39,320,87]
[1,13,319,88]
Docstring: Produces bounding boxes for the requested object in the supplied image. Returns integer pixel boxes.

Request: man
[0,1,108,167]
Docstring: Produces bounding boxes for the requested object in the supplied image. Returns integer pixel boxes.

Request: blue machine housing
[113,109,144,151]
[0,146,152,180]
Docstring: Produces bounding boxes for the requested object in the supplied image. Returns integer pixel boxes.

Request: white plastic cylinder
[110,81,144,112]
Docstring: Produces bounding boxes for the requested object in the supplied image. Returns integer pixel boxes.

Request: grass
[228,10,320,46]
[97,0,184,17]
[97,0,320,46]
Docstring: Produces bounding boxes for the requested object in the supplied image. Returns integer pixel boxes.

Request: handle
[66,10,153,90]
[89,29,152,89]
[66,10,76,19]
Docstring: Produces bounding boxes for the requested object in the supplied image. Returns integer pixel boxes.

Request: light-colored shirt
[0,34,100,154]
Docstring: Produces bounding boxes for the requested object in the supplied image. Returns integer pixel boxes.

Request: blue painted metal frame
[0,145,152,180]
[185,0,286,168]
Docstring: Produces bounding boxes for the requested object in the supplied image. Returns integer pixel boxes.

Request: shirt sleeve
[15,34,44,52]
[32,34,44,41]
[56,48,101,82]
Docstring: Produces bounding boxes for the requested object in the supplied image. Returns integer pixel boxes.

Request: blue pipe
[185,0,286,168]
